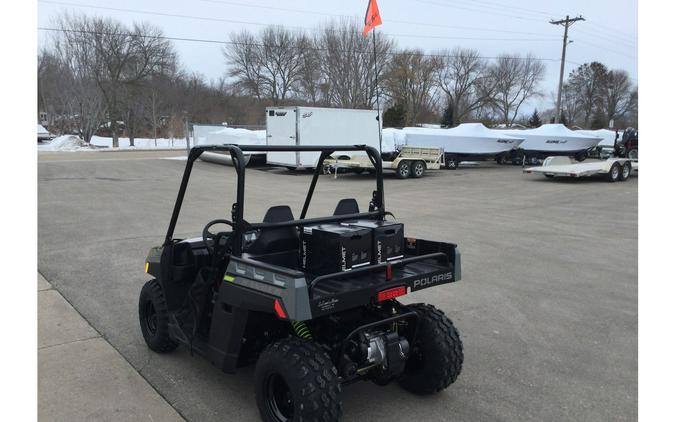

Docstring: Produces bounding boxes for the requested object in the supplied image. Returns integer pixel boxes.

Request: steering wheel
[202,219,234,255]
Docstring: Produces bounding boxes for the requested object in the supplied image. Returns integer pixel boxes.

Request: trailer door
[266,108,298,167]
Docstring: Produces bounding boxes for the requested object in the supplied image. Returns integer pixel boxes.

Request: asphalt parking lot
[38,151,637,422]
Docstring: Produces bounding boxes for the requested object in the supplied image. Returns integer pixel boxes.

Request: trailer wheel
[399,304,463,395]
[619,161,632,181]
[255,337,342,422]
[411,161,426,178]
[445,157,458,170]
[528,156,541,166]
[607,162,621,182]
[138,280,179,353]
[396,161,411,179]
[574,151,588,162]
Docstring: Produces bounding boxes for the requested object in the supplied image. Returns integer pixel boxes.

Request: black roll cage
[164,144,386,256]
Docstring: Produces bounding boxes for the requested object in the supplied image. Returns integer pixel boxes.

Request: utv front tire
[255,337,342,422]
[139,280,179,353]
[399,304,463,395]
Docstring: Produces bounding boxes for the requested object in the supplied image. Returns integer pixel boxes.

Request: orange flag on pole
[363,0,383,36]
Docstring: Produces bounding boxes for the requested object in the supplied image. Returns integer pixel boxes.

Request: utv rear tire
[139,280,179,353]
[399,304,463,395]
[255,337,342,422]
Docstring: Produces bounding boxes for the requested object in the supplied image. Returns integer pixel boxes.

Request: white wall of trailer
[266,107,381,168]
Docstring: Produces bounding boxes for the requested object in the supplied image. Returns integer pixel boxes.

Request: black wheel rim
[266,373,294,421]
[144,301,158,335]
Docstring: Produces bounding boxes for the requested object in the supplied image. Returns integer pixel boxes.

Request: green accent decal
[223,274,235,282]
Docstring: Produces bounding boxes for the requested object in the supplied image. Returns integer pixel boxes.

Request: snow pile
[89,136,187,149]
[38,135,91,151]
[37,124,50,136]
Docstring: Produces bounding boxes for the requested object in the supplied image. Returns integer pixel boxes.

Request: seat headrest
[263,205,295,223]
[334,198,360,216]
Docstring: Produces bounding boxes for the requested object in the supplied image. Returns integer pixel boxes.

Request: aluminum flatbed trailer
[325,145,444,179]
[524,156,637,182]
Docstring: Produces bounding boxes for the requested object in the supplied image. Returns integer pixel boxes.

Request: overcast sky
[38,0,637,114]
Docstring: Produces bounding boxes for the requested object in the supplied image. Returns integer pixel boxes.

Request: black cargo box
[301,223,372,275]
[348,220,404,264]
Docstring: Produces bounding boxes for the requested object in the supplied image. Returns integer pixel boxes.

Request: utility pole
[551,15,585,124]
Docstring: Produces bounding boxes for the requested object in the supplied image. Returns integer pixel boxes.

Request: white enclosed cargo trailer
[265,106,381,169]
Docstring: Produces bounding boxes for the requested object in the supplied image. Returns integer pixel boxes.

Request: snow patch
[38,135,91,151]
[89,136,187,149]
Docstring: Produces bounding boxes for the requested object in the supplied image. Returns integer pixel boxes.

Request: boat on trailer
[402,123,524,169]
[500,124,602,162]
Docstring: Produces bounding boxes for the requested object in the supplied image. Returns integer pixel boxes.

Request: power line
[39,0,636,67]
[412,0,637,48]
[37,26,563,62]
[38,0,559,43]
[551,15,585,124]
[197,0,557,38]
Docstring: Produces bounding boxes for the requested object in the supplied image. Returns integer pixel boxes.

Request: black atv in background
[139,145,464,421]
[615,127,638,160]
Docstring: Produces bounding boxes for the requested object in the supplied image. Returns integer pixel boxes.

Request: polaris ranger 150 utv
[139,145,464,422]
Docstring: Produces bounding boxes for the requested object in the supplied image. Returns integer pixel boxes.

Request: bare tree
[297,36,324,105]
[601,69,633,124]
[225,27,307,104]
[382,49,441,125]
[54,14,175,147]
[48,18,107,142]
[489,54,546,125]
[435,48,493,126]
[317,20,394,108]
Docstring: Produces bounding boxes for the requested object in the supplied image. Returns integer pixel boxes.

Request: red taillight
[377,286,407,302]
[274,299,287,319]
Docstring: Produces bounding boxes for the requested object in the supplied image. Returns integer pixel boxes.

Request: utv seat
[333,198,360,216]
[246,205,299,255]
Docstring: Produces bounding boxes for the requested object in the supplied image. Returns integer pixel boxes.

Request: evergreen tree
[383,103,407,127]
[440,103,454,127]
[528,109,542,127]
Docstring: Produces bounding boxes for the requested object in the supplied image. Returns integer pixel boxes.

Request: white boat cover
[402,123,524,155]
[501,124,602,153]
[577,128,620,147]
